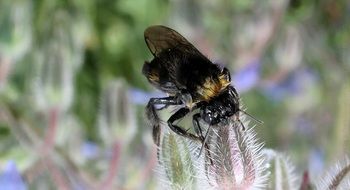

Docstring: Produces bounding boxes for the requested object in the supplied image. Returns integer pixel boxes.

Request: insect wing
[144,25,206,59]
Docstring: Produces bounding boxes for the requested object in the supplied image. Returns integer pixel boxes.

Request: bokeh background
[0,0,349,189]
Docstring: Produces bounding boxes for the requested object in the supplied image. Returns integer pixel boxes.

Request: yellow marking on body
[182,93,194,109]
[186,101,194,110]
[148,72,159,82]
[198,73,230,101]
[218,73,231,87]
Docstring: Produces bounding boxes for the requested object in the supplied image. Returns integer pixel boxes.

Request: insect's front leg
[146,97,181,146]
[193,114,213,165]
[192,114,205,141]
[167,108,201,142]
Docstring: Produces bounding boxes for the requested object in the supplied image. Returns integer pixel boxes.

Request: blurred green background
[0,0,349,189]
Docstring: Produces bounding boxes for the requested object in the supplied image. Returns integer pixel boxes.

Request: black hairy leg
[146,97,180,146]
[167,108,201,142]
[192,114,205,141]
[193,114,213,165]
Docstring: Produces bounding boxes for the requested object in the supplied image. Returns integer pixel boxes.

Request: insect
[143,25,259,154]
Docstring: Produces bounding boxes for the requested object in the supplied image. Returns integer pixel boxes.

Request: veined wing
[144,25,210,62]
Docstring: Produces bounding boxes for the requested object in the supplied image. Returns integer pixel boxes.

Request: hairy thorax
[196,73,231,102]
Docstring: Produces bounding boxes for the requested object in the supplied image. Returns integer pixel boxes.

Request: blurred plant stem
[4,78,156,189]
[0,0,32,92]
[97,142,121,190]
[0,56,12,91]
[41,107,59,155]
[42,158,70,190]
[98,80,136,146]
[0,0,32,61]
[0,106,73,189]
[331,82,350,159]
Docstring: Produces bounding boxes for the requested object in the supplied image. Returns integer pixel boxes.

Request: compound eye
[203,114,212,124]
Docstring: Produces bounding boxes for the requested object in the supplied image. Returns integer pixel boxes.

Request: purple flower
[308,148,325,177]
[295,116,314,136]
[232,60,261,93]
[81,141,100,160]
[0,161,27,190]
[262,68,317,102]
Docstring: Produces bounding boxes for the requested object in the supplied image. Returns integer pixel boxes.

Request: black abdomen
[143,49,221,98]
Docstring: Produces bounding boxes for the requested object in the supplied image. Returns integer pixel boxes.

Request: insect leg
[193,114,213,164]
[167,108,201,142]
[192,114,205,141]
[146,97,181,146]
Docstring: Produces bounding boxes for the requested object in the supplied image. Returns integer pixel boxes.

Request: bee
[143,25,259,154]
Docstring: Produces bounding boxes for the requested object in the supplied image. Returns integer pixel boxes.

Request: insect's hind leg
[146,97,180,146]
[167,108,201,142]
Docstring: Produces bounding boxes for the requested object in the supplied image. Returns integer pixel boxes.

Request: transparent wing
[144,25,207,59]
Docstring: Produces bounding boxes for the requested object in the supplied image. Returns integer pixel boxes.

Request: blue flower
[81,141,100,160]
[232,59,261,93]
[262,68,317,102]
[0,161,27,190]
[308,148,325,176]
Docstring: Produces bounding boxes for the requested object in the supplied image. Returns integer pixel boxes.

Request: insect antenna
[239,109,263,125]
